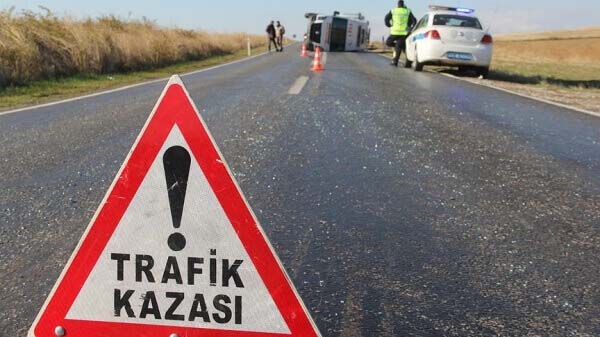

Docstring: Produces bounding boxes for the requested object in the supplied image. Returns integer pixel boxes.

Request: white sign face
[67,126,290,334]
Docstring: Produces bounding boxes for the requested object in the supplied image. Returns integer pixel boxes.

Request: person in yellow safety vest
[385,0,417,67]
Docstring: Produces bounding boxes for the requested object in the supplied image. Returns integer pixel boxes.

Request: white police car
[405,6,493,77]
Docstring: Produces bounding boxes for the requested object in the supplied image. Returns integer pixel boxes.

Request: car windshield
[433,14,482,29]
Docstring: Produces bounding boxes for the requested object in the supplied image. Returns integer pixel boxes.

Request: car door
[406,14,428,61]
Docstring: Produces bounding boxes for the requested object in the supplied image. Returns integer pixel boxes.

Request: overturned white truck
[304,12,370,52]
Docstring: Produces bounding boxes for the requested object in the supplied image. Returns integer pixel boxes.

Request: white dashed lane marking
[287,76,310,95]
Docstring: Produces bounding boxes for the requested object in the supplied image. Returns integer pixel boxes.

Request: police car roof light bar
[456,7,475,14]
[429,5,475,14]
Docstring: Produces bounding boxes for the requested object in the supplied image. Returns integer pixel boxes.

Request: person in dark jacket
[385,0,417,66]
[266,21,278,52]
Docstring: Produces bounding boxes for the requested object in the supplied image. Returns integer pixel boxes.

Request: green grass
[0,46,267,110]
[489,60,600,89]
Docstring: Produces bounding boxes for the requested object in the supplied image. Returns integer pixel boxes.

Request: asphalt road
[1,47,599,337]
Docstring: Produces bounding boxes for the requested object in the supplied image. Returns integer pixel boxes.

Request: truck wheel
[404,58,412,68]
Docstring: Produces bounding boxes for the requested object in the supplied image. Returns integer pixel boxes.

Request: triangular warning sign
[29,76,321,337]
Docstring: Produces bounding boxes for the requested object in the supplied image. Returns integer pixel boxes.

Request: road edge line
[373,52,600,118]
[438,73,600,118]
[0,50,270,117]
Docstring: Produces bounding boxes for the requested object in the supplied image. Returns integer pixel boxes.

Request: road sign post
[29,76,321,337]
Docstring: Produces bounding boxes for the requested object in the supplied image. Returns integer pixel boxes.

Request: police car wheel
[477,67,490,78]
[412,49,424,72]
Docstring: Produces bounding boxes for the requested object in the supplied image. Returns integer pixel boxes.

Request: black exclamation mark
[163,146,191,251]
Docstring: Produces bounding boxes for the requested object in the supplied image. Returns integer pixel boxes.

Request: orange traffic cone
[301,43,308,57]
[311,46,325,72]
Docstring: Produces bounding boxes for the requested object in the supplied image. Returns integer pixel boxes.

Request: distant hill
[496,27,600,41]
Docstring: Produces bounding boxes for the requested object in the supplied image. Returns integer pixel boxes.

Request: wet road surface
[1,48,599,336]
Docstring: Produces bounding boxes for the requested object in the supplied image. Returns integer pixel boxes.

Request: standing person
[266,21,278,52]
[275,21,286,52]
[385,0,417,66]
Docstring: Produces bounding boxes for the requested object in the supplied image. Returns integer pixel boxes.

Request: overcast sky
[3,0,599,38]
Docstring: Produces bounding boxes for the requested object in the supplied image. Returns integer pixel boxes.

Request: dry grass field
[492,28,600,83]
[495,27,600,41]
[370,28,600,84]
[479,28,600,112]
[371,27,600,111]
[0,8,265,88]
